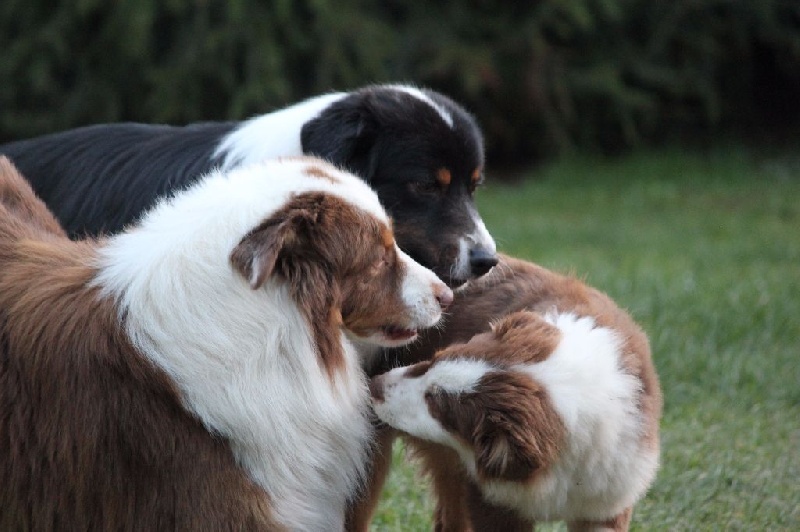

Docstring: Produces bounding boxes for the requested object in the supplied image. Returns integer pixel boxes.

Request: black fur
[1,85,496,286]
[0,122,235,236]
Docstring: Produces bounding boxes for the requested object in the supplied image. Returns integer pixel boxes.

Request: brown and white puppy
[369,256,661,531]
[0,156,451,531]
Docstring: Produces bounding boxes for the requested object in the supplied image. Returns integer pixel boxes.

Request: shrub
[1,0,798,167]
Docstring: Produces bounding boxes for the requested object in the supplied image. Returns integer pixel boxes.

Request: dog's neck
[213,92,347,171]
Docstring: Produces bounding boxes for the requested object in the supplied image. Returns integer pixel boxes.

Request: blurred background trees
[1,0,798,169]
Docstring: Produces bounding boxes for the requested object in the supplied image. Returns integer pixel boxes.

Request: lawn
[371,146,800,530]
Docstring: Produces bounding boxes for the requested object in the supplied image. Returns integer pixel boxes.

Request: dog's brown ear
[230,207,316,289]
[491,311,541,338]
[471,372,564,482]
[0,156,66,237]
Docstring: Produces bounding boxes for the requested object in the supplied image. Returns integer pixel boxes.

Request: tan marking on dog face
[470,167,483,192]
[436,168,452,188]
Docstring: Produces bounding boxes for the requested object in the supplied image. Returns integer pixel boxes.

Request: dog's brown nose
[469,248,498,278]
[434,283,454,310]
[369,375,385,402]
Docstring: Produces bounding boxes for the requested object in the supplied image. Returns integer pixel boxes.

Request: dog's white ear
[230,209,314,289]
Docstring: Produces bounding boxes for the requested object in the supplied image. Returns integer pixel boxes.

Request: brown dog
[367,255,661,531]
[0,156,451,531]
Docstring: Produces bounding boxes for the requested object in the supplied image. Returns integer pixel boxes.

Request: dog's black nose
[469,248,498,278]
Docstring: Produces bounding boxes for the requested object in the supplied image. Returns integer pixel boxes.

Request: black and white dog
[1,84,497,288]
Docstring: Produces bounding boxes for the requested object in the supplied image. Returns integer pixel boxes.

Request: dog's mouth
[379,325,418,344]
[344,322,424,349]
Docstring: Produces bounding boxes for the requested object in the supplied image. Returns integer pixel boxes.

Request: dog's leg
[345,425,397,532]
[567,507,633,532]
[465,481,534,532]
[407,442,472,532]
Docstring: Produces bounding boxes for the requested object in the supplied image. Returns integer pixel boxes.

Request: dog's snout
[469,247,498,278]
[369,375,386,403]
[434,283,454,310]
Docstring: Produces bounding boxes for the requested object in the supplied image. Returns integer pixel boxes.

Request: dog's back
[0,122,235,236]
[407,255,661,438]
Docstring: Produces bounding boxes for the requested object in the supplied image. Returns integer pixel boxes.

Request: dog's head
[370,311,566,482]
[230,158,453,351]
[301,85,497,288]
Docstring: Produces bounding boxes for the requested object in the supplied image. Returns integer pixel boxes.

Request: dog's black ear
[300,95,378,177]
[229,206,317,289]
[471,372,564,482]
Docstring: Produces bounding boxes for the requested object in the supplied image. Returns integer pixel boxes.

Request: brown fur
[426,366,566,482]
[0,160,282,530]
[0,156,65,237]
[436,168,452,188]
[388,255,661,448]
[303,163,341,184]
[350,254,661,531]
[470,167,482,185]
[231,191,417,378]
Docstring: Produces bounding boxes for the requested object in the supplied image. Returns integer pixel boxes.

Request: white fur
[385,84,454,128]
[478,313,658,522]
[214,92,347,171]
[92,158,445,531]
[213,84,455,172]
[399,247,450,328]
[453,203,497,282]
[373,313,658,523]
[373,359,492,445]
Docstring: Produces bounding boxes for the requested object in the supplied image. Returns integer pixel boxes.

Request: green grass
[371,146,800,530]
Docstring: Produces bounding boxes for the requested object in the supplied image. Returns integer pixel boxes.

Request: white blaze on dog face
[371,358,492,445]
[453,201,497,284]
[398,246,452,326]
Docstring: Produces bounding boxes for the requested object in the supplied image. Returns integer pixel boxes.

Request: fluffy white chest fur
[91,163,385,531]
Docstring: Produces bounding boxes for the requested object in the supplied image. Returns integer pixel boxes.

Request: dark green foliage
[1,0,799,166]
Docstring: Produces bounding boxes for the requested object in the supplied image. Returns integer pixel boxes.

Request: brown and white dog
[0,156,452,531]
[369,255,662,531]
